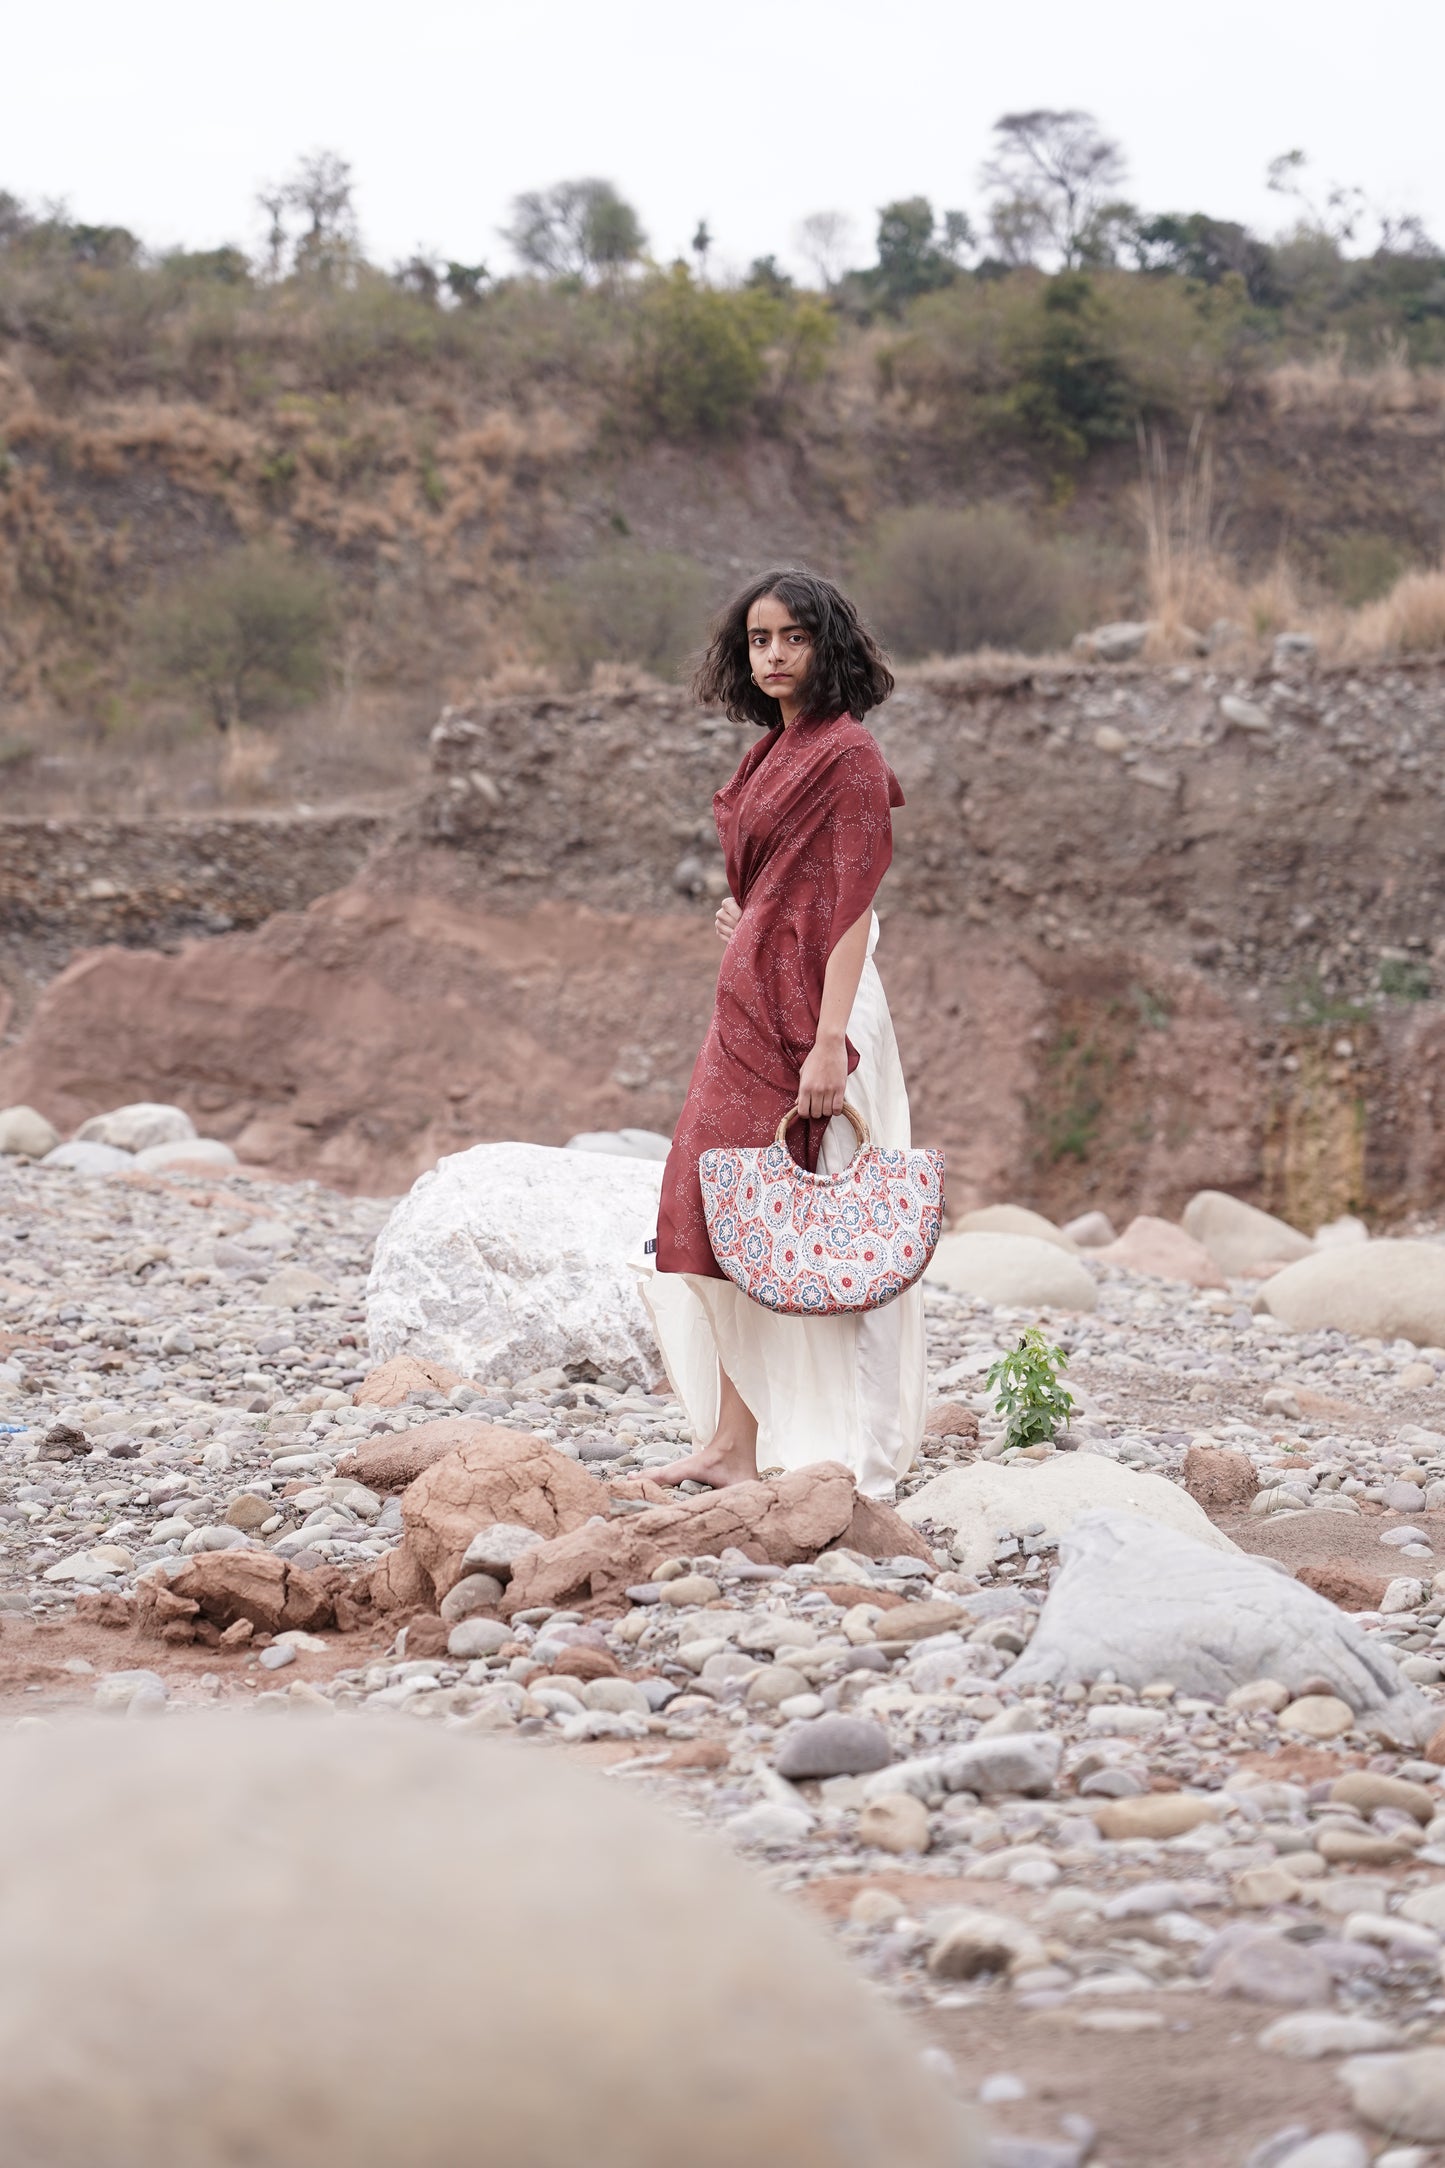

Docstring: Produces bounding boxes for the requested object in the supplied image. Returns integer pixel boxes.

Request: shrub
[628,267,775,437]
[535,547,712,680]
[141,545,336,727]
[855,504,1087,658]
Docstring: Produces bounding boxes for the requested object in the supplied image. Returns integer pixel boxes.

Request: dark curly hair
[692,566,894,728]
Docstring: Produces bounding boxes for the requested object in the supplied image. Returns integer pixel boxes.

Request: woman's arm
[796,909,870,1119]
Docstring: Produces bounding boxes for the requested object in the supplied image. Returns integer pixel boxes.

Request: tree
[745,255,793,298]
[1267,149,1437,257]
[143,547,336,730]
[691,218,713,282]
[1133,212,1278,303]
[872,197,971,310]
[503,179,645,283]
[979,109,1127,269]
[256,150,359,281]
[795,209,856,289]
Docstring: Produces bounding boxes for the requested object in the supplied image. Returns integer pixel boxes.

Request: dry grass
[1334,566,1445,659]
[1266,339,1445,417]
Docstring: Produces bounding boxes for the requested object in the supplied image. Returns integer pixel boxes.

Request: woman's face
[746,591,813,718]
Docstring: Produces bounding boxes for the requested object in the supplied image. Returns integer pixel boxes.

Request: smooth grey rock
[1259,2012,1402,2059]
[775,1716,892,1781]
[461,1523,545,1579]
[1274,2140,1368,2168]
[1004,1511,1427,1737]
[447,1617,511,1660]
[439,1573,506,1623]
[1340,2050,1445,2141]
[259,1642,296,1671]
[1078,619,1151,663]
[1210,1930,1331,2007]
[924,1232,1097,1313]
[1261,1241,1445,1350]
[75,1102,196,1153]
[134,1138,237,1171]
[41,1140,133,1174]
[937,1734,1061,1799]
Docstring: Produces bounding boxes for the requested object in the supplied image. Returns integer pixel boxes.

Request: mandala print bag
[698,1103,945,1316]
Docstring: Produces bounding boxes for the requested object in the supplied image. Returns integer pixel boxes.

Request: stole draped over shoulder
[654,712,905,1278]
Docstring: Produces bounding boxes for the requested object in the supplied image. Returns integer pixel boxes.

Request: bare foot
[651,1434,760,1489]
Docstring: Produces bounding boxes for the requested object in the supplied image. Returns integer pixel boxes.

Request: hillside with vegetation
[2,116,1444,812]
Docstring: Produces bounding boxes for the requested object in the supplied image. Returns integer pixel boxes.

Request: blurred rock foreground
[4,647,1445,1227]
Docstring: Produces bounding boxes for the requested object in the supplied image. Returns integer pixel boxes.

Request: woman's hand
[796,1029,848,1121]
[714,895,742,943]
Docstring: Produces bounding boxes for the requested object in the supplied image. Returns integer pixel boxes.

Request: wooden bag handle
[774,1100,870,1152]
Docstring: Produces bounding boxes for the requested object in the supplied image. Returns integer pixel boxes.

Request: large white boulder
[0,1717,972,2167]
[900,1456,1235,1576]
[74,1102,197,1154]
[566,1128,672,1162]
[1005,1510,1428,1737]
[1259,1241,1445,1348]
[1182,1189,1313,1276]
[367,1141,665,1387]
[924,1232,1097,1313]
[951,1204,1079,1254]
[0,1105,60,1159]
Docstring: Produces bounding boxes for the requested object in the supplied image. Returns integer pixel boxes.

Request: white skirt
[635,911,927,1500]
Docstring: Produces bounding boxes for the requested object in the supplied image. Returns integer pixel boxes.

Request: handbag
[698,1102,945,1316]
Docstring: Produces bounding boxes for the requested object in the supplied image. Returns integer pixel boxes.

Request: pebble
[10,1148,1445,2158]
[1340,2048,1445,2141]
[858,1793,931,1854]
[775,1716,893,1781]
[1278,1695,1355,1740]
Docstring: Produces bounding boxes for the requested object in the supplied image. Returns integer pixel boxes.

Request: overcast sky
[7,0,1442,279]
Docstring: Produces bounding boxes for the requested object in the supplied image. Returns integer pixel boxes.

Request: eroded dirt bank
[2,652,1444,1221]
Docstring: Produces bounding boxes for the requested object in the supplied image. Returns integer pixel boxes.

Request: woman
[638,567,926,1501]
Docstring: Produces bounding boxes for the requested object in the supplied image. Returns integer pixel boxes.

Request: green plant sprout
[986,1327,1074,1451]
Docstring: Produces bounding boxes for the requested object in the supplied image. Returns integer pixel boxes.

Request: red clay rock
[1295,1560,1391,1612]
[547,1646,621,1683]
[367,1544,434,1615]
[1096,1215,1227,1289]
[336,1417,535,1493]
[352,1354,469,1408]
[401,1433,608,1604]
[1182,1445,1259,1515]
[156,1551,336,1635]
[501,1463,860,1617]
[924,1402,980,1440]
[399,1614,450,1658]
[836,1493,937,1565]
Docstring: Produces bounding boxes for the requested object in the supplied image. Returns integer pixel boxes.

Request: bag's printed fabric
[698,1140,944,1314]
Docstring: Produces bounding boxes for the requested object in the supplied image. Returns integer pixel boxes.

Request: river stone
[41,1140,133,1174]
[74,1102,197,1153]
[923,1232,1098,1312]
[0,1105,60,1159]
[1258,2012,1402,2059]
[951,1205,1079,1254]
[1182,1191,1314,1276]
[775,1715,892,1780]
[1341,2049,1445,2141]
[0,1718,974,2166]
[1259,1242,1445,1350]
[134,1138,238,1172]
[1003,1511,1426,1735]
[859,1794,932,1855]
[366,1140,665,1386]
[936,1734,1061,1799]
[900,1458,1232,1578]
[1095,1215,1226,1289]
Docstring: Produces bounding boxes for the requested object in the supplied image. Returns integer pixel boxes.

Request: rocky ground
[6,1156,1445,2166]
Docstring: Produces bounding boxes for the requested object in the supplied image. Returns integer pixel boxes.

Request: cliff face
[2,653,1444,1219]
